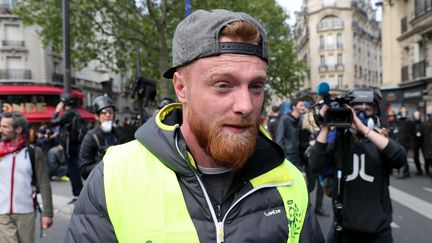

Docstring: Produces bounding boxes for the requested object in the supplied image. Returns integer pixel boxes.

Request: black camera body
[324,94,355,128]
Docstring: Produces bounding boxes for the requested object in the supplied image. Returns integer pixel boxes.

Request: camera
[324,94,355,128]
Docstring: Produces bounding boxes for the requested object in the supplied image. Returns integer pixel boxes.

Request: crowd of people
[0,7,430,243]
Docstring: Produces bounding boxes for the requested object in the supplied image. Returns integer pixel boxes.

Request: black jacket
[79,125,130,179]
[50,108,80,146]
[309,133,406,233]
[276,113,301,166]
[267,114,279,140]
[64,104,324,243]
[423,121,432,159]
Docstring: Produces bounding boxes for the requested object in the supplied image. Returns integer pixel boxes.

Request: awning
[0,85,84,97]
[22,106,95,123]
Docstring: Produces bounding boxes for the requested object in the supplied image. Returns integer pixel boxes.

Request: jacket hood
[134,103,286,179]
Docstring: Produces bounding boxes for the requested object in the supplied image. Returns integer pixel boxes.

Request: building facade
[293,0,382,94]
[0,1,136,124]
[381,0,432,115]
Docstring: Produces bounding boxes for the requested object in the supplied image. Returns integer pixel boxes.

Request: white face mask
[100,121,113,133]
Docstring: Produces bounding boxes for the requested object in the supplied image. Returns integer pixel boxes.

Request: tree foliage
[14,0,305,100]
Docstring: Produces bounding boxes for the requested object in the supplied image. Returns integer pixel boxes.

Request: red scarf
[0,136,27,159]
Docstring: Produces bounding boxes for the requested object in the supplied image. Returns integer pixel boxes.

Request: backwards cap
[163,9,269,79]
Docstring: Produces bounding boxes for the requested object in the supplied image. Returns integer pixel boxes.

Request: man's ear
[94,114,99,121]
[173,71,187,103]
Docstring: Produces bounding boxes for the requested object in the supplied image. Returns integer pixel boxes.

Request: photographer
[309,88,406,243]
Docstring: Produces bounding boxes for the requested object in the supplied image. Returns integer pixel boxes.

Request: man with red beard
[65,9,324,243]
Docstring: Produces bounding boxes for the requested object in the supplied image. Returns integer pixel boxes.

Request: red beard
[187,106,259,170]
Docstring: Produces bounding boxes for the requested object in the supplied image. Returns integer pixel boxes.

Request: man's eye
[215,82,231,89]
[250,83,264,92]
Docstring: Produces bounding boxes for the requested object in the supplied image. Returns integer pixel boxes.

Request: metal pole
[136,48,143,122]
[62,0,71,94]
[136,48,141,77]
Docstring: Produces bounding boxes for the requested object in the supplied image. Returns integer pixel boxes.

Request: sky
[275,0,382,26]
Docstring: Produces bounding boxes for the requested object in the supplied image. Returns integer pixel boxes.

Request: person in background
[310,88,406,243]
[396,107,414,179]
[413,110,424,175]
[35,122,58,155]
[79,95,129,180]
[50,93,83,204]
[0,112,53,243]
[47,144,68,181]
[276,99,306,167]
[422,113,432,177]
[301,111,329,217]
[65,9,324,243]
[267,104,280,140]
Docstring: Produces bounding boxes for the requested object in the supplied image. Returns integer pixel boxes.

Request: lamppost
[62,0,71,94]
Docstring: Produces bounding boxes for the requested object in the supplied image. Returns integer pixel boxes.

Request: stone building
[380,0,432,115]
[293,0,382,94]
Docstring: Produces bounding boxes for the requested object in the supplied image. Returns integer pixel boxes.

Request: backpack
[67,110,85,143]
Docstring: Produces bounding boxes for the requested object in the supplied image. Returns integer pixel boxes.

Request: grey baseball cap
[163,9,269,79]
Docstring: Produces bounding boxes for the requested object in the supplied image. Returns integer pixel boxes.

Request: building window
[6,56,23,69]
[319,35,324,50]
[326,35,334,50]
[337,53,342,65]
[320,55,326,66]
[338,75,343,88]
[327,55,335,69]
[319,15,343,30]
[3,24,22,46]
[0,0,15,9]
[337,33,342,48]
[401,17,408,33]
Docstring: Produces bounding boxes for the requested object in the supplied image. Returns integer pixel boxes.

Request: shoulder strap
[92,133,101,149]
[27,144,38,190]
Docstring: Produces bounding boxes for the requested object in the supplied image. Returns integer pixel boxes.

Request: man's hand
[42,216,53,229]
[345,104,368,135]
[55,102,64,113]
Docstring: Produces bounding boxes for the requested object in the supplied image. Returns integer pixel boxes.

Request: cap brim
[163,67,176,79]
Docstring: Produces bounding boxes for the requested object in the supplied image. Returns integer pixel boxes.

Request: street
[35,163,432,243]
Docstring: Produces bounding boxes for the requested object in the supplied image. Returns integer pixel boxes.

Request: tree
[14,0,305,100]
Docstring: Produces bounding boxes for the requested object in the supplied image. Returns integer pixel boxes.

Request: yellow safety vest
[104,140,308,243]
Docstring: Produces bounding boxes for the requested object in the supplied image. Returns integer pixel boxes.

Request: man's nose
[233,89,254,116]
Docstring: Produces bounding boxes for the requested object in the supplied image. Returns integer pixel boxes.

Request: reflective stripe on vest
[250,160,308,243]
[104,140,199,243]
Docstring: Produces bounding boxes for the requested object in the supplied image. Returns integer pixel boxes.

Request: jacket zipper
[195,173,293,243]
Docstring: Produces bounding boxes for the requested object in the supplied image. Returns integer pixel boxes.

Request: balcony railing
[0,69,31,80]
[402,65,409,81]
[412,60,426,79]
[52,72,76,85]
[2,40,25,46]
[319,65,327,72]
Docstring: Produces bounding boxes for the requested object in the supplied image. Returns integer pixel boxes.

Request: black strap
[28,144,38,191]
[219,42,266,61]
